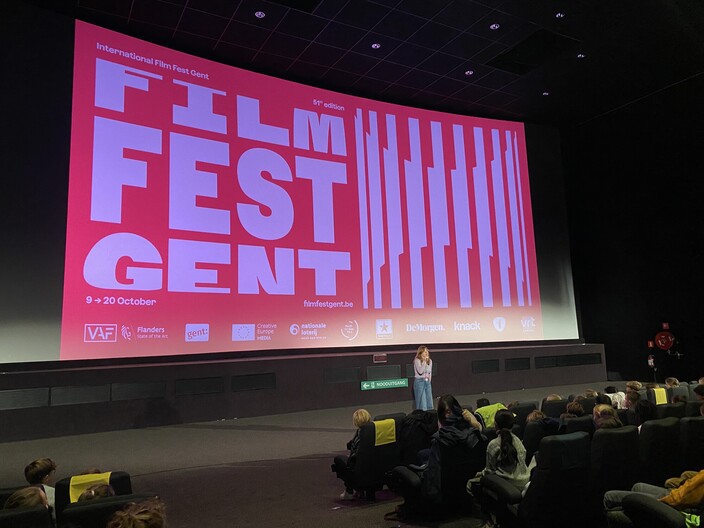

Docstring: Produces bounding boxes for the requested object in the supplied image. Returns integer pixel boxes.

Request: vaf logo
[492,317,507,332]
[84,324,117,343]
[521,316,536,332]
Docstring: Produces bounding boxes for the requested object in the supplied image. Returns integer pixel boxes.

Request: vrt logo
[521,316,536,331]
[492,317,507,332]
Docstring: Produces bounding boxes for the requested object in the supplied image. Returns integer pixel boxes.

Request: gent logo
[492,317,507,332]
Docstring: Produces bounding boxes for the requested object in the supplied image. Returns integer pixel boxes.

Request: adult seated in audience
[3,486,49,510]
[604,469,704,527]
[664,377,680,388]
[24,458,57,511]
[475,398,507,429]
[605,386,627,409]
[473,410,532,492]
[593,404,623,429]
[334,408,371,500]
[633,399,657,431]
[385,394,485,520]
[107,497,166,528]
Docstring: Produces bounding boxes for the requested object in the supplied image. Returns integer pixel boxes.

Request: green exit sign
[360,378,409,391]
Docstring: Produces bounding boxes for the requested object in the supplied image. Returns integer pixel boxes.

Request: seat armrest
[480,474,523,504]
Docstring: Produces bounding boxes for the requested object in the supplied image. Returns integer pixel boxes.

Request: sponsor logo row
[83,316,537,344]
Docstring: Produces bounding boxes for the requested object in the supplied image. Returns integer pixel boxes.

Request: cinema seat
[481,432,591,528]
[679,416,704,471]
[331,417,402,499]
[55,471,132,518]
[590,425,639,511]
[637,417,680,484]
[60,493,158,528]
[0,505,53,528]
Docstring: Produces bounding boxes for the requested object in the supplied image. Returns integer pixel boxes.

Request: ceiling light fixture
[464,70,474,76]
[542,91,550,96]
[555,12,565,19]
[255,11,266,19]
[371,43,381,49]
[489,23,501,30]
[577,53,586,59]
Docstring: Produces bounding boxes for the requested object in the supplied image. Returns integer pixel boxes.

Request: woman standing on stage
[413,345,433,411]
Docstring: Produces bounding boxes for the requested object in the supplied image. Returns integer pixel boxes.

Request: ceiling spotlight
[489,23,501,30]
[255,11,266,19]
[577,53,586,59]
[542,91,550,96]
[464,70,474,76]
[555,12,565,19]
[371,43,381,49]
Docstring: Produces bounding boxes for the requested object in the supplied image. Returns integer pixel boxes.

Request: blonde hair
[415,345,430,364]
[545,393,562,401]
[4,487,47,509]
[626,380,643,392]
[107,498,166,528]
[352,409,371,428]
[584,389,598,399]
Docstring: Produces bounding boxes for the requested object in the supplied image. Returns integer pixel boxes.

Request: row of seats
[0,471,157,528]
[481,416,703,528]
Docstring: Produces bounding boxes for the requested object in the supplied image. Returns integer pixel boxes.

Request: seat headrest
[69,472,112,503]
[374,418,396,446]
[652,387,667,404]
[537,431,589,470]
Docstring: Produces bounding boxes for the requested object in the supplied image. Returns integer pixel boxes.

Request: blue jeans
[414,378,433,411]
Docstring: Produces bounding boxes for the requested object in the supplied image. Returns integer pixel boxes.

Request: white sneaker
[339,490,355,500]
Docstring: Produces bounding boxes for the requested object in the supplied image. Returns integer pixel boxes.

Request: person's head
[566,401,584,417]
[634,399,657,426]
[574,395,585,402]
[545,393,562,402]
[476,398,490,409]
[4,486,48,510]
[595,393,612,405]
[645,382,660,390]
[506,400,520,410]
[494,409,515,430]
[625,391,640,409]
[604,386,618,394]
[415,345,430,363]
[584,389,599,399]
[24,458,57,486]
[626,380,643,393]
[664,377,680,388]
[437,394,463,427]
[107,498,166,528]
[352,409,371,429]
[593,405,621,429]
[525,410,545,423]
[78,484,116,502]
[693,384,704,400]
[592,403,613,420]
[699,377,704,385]
[80,468,103,475]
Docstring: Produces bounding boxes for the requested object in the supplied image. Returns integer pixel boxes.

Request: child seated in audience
[593,404,622,429]
[24,458,57,511]
[475,398,507,429]
[664,377,680,388]
[604,386,627,409]
[107,497,166,528]
[334,408,371,500]
[626,380,643,393]
[3,486,49,510]
[475,409,532,491]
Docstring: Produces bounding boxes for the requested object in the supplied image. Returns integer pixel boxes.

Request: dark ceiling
[28,0,704,126]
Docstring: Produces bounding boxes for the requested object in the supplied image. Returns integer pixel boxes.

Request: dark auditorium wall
[561,75,704,383]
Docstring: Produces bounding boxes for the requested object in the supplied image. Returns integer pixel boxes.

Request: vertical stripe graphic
[366,112,386,309]
[473,127,494,307]
[451,124,472,307]
[428,122,449,308]
[404,118,426,308]
[355,110,370,309]
[491,129,511,307]
[384,115,403,308]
